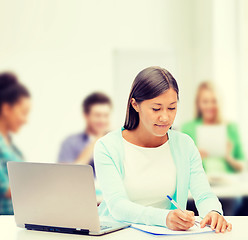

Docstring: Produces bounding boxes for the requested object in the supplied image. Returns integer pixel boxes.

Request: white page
[196,125,227,157]
[131,220,213,235]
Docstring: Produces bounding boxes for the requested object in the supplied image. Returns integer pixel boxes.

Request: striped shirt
[0,134,23,215]
[57,132,95,174]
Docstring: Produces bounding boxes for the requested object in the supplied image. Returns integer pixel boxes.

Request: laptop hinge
[25,224,89,235]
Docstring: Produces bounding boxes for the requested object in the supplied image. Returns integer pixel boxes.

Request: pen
[166,195,199,227]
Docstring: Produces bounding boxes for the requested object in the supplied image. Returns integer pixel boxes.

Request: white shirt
[123,137,176,209]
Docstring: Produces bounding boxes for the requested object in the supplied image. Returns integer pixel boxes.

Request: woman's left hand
[200,211,232,233]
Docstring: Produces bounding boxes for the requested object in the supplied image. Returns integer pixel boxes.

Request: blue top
[57,132,95,174]
[0,134,23,215]
[93,127,223,227]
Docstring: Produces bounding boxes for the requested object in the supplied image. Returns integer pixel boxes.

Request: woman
[94,67,232,232]
[0,72,31,215]
[181,81,245,174]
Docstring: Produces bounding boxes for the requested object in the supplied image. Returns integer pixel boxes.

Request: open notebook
[131,219,213,236]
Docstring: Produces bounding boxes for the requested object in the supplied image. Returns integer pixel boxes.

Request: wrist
[210,210,222,216]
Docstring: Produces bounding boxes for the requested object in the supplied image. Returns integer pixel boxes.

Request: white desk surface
[0,216,247,240]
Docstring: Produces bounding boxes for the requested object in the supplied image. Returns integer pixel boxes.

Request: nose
[159,110,169,122]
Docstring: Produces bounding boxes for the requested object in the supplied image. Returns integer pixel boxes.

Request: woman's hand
[4,188,11,198]
[200,211,232,233]
[225,141,244,171]
[199,149,208,159]
[166,209,195,231]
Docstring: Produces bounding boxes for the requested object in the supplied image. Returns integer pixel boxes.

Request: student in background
[94,67,231,232]
[181,81,245,174]
[58,92,112,175]
[181,81,245,216]
[0,72,31,215]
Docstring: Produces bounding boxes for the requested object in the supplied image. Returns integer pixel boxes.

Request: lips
[154,124,169,128]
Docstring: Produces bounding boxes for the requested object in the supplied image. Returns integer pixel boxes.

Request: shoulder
[96,128,122,148]
[94,128,124,167]
[226,122,241,139]
[227,122,239,132]
[61,132,85,146]
[169,129,195,147]
[181,119,199,130]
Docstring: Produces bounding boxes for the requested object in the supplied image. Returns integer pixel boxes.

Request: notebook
[131,219,213,236]
[196,125,227,158]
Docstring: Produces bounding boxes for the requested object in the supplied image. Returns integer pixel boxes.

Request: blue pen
[167,195,199,227]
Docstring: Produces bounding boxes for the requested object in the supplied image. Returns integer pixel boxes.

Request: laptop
[7,162,130,235]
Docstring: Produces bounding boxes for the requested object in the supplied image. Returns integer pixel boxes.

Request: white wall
[0,0,247,162]
[237,0,248,156]
[0,0,196,162]
[0,0,115,162]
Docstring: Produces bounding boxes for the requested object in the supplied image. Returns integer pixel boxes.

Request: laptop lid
[7,162,101,233]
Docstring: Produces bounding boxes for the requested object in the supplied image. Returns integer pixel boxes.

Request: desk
[0,216,247,240]
[188,173,248,199]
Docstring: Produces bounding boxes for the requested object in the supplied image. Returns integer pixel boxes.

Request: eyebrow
[153,101,177,106]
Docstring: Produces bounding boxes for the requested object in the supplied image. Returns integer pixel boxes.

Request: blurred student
[0,72,31,215]
[181,82,245,174]
[94,67,231,232]
[58,92,112,175]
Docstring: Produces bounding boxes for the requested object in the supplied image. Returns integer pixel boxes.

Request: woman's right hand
[166,209,195,230]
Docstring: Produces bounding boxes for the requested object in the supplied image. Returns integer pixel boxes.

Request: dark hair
[124,66,179,130]
[0,72,30,112]
[82,92,112,114]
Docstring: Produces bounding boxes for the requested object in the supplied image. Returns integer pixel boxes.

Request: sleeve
[228,123,245,160]
[57,138,76,163]
[188,137,223,217]
[0,162,9,196]
[94,139,170,227]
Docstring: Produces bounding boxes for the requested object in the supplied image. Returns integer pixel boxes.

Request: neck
[132,123,168,148]
[85,126,96,136]
[0,119,9,143]
[202,118,217,125]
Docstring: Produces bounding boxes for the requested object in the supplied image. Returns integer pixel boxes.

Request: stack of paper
[131,223,213,236]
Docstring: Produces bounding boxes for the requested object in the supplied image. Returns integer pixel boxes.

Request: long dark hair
[124,66,179,130]
[0,72,30,113]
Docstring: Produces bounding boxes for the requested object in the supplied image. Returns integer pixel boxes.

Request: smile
[154,124,169,128]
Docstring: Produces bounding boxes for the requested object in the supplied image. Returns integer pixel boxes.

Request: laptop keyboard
[100,225,112,230]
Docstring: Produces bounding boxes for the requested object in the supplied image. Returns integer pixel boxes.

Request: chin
[152,127,170,137]
[10,128,20,134]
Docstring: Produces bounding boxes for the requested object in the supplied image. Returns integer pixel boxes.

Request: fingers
[188,210,195,217]
[215,217,223,233]
[166,210,195,231]
[202,212,232,234]
[200,215,210,228]
[169,217,192,231]
[177,210,194,222]
[221,221,227,233]
[227,223,232,231]
[210,214,218,230]
[174,215,194,230]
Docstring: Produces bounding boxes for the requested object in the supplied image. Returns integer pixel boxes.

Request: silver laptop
[7,162,130,235]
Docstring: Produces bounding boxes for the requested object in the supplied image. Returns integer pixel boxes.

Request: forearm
[106,197,170,227]
[226,156,245,172]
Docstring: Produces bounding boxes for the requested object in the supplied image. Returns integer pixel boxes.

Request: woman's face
[197,89,218,122]
[1,97,31,133]
[132,88,178,137]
